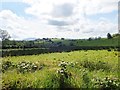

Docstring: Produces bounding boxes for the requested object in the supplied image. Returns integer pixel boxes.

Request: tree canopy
[0,29,11,41]
[107,33,112,39]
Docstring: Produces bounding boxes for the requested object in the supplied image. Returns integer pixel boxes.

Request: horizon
[0,0,118,40]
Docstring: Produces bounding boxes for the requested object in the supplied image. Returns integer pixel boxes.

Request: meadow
[2,37,119,57]
[1,50,120,89]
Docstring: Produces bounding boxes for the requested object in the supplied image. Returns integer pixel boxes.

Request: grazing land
[0,0,119,89]
[2,50,120,89]
[1,37,119,57]
[1,34,120,89]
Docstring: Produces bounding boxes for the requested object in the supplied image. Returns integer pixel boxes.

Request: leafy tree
[112,33,120,38]
[98,37,101,40]
[0,29,11,41]
[107,33,112,39]
[88,37,92,41]
[70,42,74,46]
[61,38,64,40]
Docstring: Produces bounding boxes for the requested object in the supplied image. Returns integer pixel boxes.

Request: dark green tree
[112,33,120,38]
[107,33,112,39]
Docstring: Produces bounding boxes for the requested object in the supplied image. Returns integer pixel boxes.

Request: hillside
[2,37,119,49]
[1,34,119,57]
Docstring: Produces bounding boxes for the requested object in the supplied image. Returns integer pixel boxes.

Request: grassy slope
[2,50,119,88]
[76,38,118,46]
[42,38,118,47]
[62,38,118,46]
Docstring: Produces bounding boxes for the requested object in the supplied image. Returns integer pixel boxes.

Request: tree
[0,29,11,41]
[98,37,101,40]
[70,42,74,46]
[112,33,120,38]
[61,38,64,40]
[107,33,112,39]
[88,37,92,41]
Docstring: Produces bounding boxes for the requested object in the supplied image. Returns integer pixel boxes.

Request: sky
[0,0,119,40]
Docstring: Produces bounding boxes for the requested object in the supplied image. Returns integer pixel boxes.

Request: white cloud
[22,0,118,17]
[0,0,118,40]
[22,0,118,32]
[0,10,40,40]
[0,9,118,39]
[76,0,118,15]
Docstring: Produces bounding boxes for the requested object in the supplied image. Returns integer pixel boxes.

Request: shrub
[2,61,14,72]
[17,61,39,73]
[80,60,111,71]
[107,33,113,39]
[57,61,70,78]
[92,76,120,89]
[57,61,72,88]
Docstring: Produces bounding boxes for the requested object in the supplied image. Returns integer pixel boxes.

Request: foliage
[57,61,78,88]
[82,71,91,88]
[112,33,120,38]
[2,46,119,57]
[2,50,119,89]
[80,60,111,71]
[92,77,120,89]
[2,61,44,73]
[107,33,113,39]
[17,61,39,73]
[57,61,71,79]
[2,61,15,72]
[2,35,119,50]
[0,29,10,40]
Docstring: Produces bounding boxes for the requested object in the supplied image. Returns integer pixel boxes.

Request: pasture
[1,50,120,89]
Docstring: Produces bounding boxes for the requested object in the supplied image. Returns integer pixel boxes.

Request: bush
[57,61,73,88]
[17,61,42,73]
[80,60,111,71]
[92,76,120,89]
[107,33,113,39]
[2,61,14,72]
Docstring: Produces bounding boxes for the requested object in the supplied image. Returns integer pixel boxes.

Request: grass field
[61,38,118,46]
[1,50,120,89]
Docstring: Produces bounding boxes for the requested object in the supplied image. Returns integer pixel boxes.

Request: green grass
[49,38,118,46]
[2,50,119,89]
[74,38,118,46]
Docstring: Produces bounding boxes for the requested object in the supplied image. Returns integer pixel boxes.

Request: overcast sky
[0,0,118,40]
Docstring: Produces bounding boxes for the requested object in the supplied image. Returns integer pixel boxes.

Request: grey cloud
[82,28,94,33]
[74,28,80,32]
[56,26,72,32]
[48,19,71,26]
[52,3,74,17]
[11,34,19,39]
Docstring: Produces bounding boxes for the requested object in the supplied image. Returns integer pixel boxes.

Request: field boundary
[2,46,119,57]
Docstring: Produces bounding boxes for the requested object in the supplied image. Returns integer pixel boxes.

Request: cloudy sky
[0,0,118,40]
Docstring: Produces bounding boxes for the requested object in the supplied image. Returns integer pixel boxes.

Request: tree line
[0,29,119,50]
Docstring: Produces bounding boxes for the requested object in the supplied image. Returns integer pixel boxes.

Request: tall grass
[2,50,119,89]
